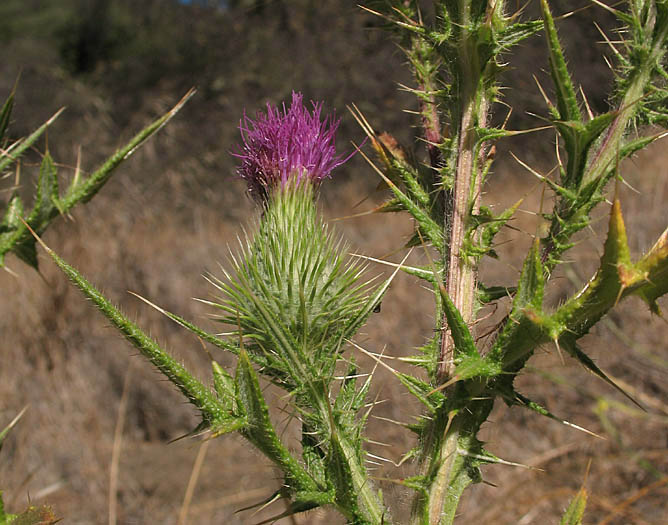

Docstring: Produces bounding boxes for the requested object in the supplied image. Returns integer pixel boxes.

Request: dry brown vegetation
[1,1,667,523]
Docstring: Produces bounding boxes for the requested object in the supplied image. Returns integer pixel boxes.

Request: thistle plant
[10,1,668,524]
[0,84,194,270]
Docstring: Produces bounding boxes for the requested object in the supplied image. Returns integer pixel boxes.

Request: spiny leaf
[129,292,253,361]
[619,132,667,160]
[325,428,381,525]
[602,197,632,276]
[465,199,522,260]
[540,0,581,123]
[550,197,635,335]
[0,194,23,232]
[397,373,445,413]
[496,19,544,51]
[437,282,478,359]
[28,152,60,227]
[64,89,195,206]
[334,360,368,414]
[454,352,504,381]
[357,147,443,251]
[477,284,515,304]
[1,91,193,269]
[515,238,544,312]
[582,111,617,147]
[340,250,409,346]
[488,239,546,366]
[0,195,27,267]
[235,350,321,494]
[204,359,248,435]
[212,360,236,409]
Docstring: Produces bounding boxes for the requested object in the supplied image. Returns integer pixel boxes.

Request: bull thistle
[11,1,668,524]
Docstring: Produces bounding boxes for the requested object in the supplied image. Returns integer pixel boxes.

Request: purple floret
[233,92,353,201]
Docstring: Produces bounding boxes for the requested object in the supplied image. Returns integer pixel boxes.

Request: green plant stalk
[438,2,493,382]
[414,5,498,525]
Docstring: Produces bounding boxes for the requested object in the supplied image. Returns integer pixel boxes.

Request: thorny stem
[438,10,490,383]
[412,2,496,524]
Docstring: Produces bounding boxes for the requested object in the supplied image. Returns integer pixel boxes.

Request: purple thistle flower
[233,92,353,201]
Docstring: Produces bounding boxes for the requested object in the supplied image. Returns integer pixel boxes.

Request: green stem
[416,3,498,524]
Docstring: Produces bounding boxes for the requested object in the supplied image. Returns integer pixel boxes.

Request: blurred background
[1,1,666,523]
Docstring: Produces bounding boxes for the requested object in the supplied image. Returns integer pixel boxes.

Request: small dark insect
[373,302,381,313]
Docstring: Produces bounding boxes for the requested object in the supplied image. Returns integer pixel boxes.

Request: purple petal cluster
[234,92,352,201]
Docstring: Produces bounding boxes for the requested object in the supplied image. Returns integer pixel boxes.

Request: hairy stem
[413,2,497,523]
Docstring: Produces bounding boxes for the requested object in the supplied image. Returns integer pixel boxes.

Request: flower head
[233,92,352,201]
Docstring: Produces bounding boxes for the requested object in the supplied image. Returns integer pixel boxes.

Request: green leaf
[235,351,322,494]
[488,239,545,367]
[11,235,38,270]
[128,292,252,361]
[397,373,444,413]
[211,361,236,409]
[560,486,587,525]
[1,91,193,270]
[325,429,381,525]
[540,0,581,123]
[477,284,515,304]
[550,198,634,336]
[502,389,601,438]
[235,352,276,446]
[619,132,665,160]
[437,283,478,359]
[28,152,60,227]
[454,352,503,381]
[514,238,544,313]
[369,156,444,251]
[496,19,543,51]
[465,199,522,261]
[0,194,23,232]
[555,111,617,189]
[0,195,28,267]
